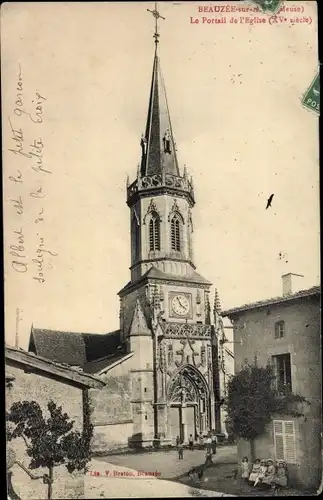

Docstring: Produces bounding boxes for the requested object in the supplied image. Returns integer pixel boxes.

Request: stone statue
[141,135,147,156]
[163,129,171,154]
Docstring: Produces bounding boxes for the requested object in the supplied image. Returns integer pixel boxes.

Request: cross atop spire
[147,2,165,47]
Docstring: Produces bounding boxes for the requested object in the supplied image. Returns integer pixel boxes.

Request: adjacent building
[5,345,104,499]
[222,274,321,490]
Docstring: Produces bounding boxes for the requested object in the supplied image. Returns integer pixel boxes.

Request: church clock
[170,293,192,318]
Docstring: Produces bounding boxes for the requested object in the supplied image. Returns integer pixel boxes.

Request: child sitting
[254,459,267,486]
[240,457,250,481]
[260,459,275,489]
[272,460,288,492]
[248,459,261,484]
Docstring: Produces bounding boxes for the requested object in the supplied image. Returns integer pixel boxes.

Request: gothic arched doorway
[167,365,209,443]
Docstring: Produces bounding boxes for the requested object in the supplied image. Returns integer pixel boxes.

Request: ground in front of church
[86,445,317,497]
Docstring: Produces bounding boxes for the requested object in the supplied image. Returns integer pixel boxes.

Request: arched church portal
[167,365,209,443]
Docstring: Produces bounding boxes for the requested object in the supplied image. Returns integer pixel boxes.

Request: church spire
[127,4,194,209]
[141,4,179,178]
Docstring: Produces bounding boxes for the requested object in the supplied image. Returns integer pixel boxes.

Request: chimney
[281,273,304,296]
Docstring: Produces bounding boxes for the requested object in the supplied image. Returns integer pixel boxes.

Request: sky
[2,1,320,349]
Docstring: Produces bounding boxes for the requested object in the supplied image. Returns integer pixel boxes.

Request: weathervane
[147,2,165,46]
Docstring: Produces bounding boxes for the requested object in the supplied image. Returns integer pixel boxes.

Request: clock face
[171,294,190,317]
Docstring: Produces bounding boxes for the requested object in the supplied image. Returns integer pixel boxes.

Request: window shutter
[273,420,285,460]
[284,421,296,464]
[273,420,296,464]
[275,435,285,461]
[274,420,283,434]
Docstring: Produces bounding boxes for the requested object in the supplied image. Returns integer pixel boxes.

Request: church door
[167,366,209,443]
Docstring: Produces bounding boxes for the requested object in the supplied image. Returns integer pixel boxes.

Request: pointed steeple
[129,299,151,336]
[140,47,180,178]
[127,4,195,208]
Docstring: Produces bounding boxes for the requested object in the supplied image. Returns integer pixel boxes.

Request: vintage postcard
[2,1,320,499]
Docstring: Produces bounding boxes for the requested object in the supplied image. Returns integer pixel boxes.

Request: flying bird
[266,194,274,209]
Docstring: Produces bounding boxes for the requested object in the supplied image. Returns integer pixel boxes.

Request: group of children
[241,457,288,491]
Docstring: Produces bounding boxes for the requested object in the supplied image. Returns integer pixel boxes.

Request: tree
[224,362,306,459]
[6,400,93,500]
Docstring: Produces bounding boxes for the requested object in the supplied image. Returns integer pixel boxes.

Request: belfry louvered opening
[149,214,160,251]
[171,216,181,251]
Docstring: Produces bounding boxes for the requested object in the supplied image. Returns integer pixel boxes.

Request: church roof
[129,299,151,336]
[118,265,212,296]
[141,48,179,177]
[29,328,121,368]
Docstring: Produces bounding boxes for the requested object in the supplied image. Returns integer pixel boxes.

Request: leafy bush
[224,362,306,456]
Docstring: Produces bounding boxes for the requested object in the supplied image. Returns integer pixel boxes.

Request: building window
[149,214,160,251]
[273,420,296,464]
[171,215,181,251]
[145,414,148,420]
[275,321,285,339]
[144,387,147,393]
[272,353,292,395]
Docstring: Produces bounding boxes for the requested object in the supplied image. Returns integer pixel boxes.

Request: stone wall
[90,373,132,426]
[90,357,135,452]
[92,422,134,452]
[6,361,85,499]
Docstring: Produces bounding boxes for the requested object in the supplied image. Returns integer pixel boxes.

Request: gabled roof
[141,49,179,177]
[119,265,211,296]
[5,346,105,389]
[222,286,321,317]
[29,328,121,368]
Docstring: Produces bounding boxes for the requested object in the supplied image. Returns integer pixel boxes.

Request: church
[28,11,233,451]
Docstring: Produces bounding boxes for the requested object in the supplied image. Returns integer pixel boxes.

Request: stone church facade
[28,39,231,451]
